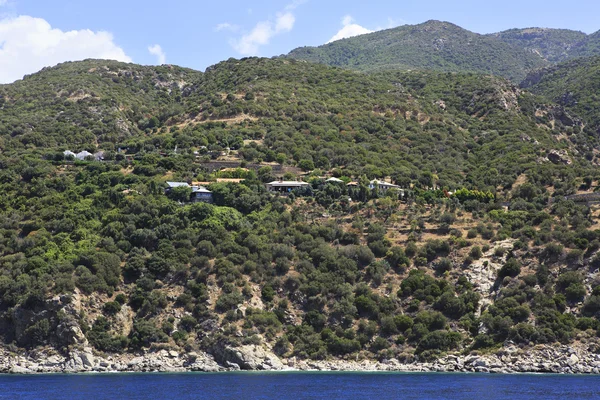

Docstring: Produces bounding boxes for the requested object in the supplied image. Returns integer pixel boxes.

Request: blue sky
[0,0,598,82]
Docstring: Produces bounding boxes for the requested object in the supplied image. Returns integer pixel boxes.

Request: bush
[469,246,483,260]
[471,334,495,349]
[178,315,197,332]
[394,315,414,332]
[417,331,461,353]
[261,285,276,302]
[129,319,169,349]
[103,301,121,316]
[498,259,520,278]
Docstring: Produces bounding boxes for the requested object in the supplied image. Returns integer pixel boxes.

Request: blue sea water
[1,372,599,400]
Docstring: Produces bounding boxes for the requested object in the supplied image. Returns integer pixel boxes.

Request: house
[266,180,310,193]
[76,151,93,161]
[369,180,405,196]
[326,177,344,183]
[191,186,213,203]
[165,182,213,203]
[64,150,104,161]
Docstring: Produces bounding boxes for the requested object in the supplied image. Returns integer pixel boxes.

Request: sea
[1,372,599,399]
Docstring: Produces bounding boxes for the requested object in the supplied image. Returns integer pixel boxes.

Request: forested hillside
[490,28,587,63]
[288,21,548,82]
[521,56,600,134]
[1,57,600,369]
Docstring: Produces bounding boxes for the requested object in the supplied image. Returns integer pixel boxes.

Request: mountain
[0,60,201,148]
[521,56,600,134]
[0,58,586,188]
[489,27,587,63]
[287,20,549,82]
[0,58,599,372]
[569,30,600,59]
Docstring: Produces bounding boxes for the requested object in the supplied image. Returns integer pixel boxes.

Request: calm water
[0,372,599,399]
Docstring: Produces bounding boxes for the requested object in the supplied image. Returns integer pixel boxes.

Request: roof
[347,182,359,186]
[192,187,212,194]
[326,177,344,183]
[370,179,400,188]
[76,151,93,159]
[267,181,310,186]
[166,182,190,188]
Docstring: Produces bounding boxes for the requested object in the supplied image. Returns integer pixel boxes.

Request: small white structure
[369,180,404,196]
[266,180,310,193]
[326,177,344,183]
[165,182,213,203]
[76,151,93,161]
[191,186,213,203]
[166,182,191,189]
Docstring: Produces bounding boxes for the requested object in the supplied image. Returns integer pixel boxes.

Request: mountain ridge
[288,20,600,82]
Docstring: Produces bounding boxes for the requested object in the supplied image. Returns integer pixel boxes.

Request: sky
[0,0,598,83]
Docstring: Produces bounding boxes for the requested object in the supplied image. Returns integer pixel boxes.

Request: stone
[548,149,572,165]
[10,366,33,374]
[212,344,284,371]
[567,354,579,367]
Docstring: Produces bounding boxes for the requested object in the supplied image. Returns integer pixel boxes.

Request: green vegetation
[490,28,587,63]
[288,20,548,82]
[522,56,600,136]
[0,55,599,363]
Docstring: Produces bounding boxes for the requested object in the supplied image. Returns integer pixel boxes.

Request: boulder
[212,344,284,371]
[567,354,579,367]
[548,149,572,165]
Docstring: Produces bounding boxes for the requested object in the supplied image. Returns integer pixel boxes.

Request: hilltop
[287,20,549,82]
[288,21,600,83]
[489,28,587,63]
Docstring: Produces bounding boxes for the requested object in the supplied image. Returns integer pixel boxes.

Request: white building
[266,180,310,193]
[369,180,404,196]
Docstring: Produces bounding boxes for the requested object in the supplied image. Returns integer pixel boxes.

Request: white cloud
[0,15,130,83]
[285,0,307,11]
[215,23,240,32]
[342,15,354,26]
[327,15,373,43]
[275,12,295,32]
[148,44,166,64]
[231,11,296,55]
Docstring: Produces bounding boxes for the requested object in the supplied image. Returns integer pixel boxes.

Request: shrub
[103,301,121,316]
[178,315,197,332]
[498,258,520,278]
[394,315,414,332]
[469,246,483,260]
[417,331,461,353]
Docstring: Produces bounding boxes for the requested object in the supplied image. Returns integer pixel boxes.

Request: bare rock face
[464,239,516,316]
[56,319,88,346]
[212,344,284,370]
[548,149,572,165]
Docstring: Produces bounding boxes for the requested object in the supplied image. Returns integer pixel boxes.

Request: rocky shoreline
[1,343,600,375]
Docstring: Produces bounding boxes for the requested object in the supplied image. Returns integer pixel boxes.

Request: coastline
[2,343,599,375]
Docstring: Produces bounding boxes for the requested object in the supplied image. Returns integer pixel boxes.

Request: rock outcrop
[211,344,284,370]
[1,342,599,374]
[548,149,572,165]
